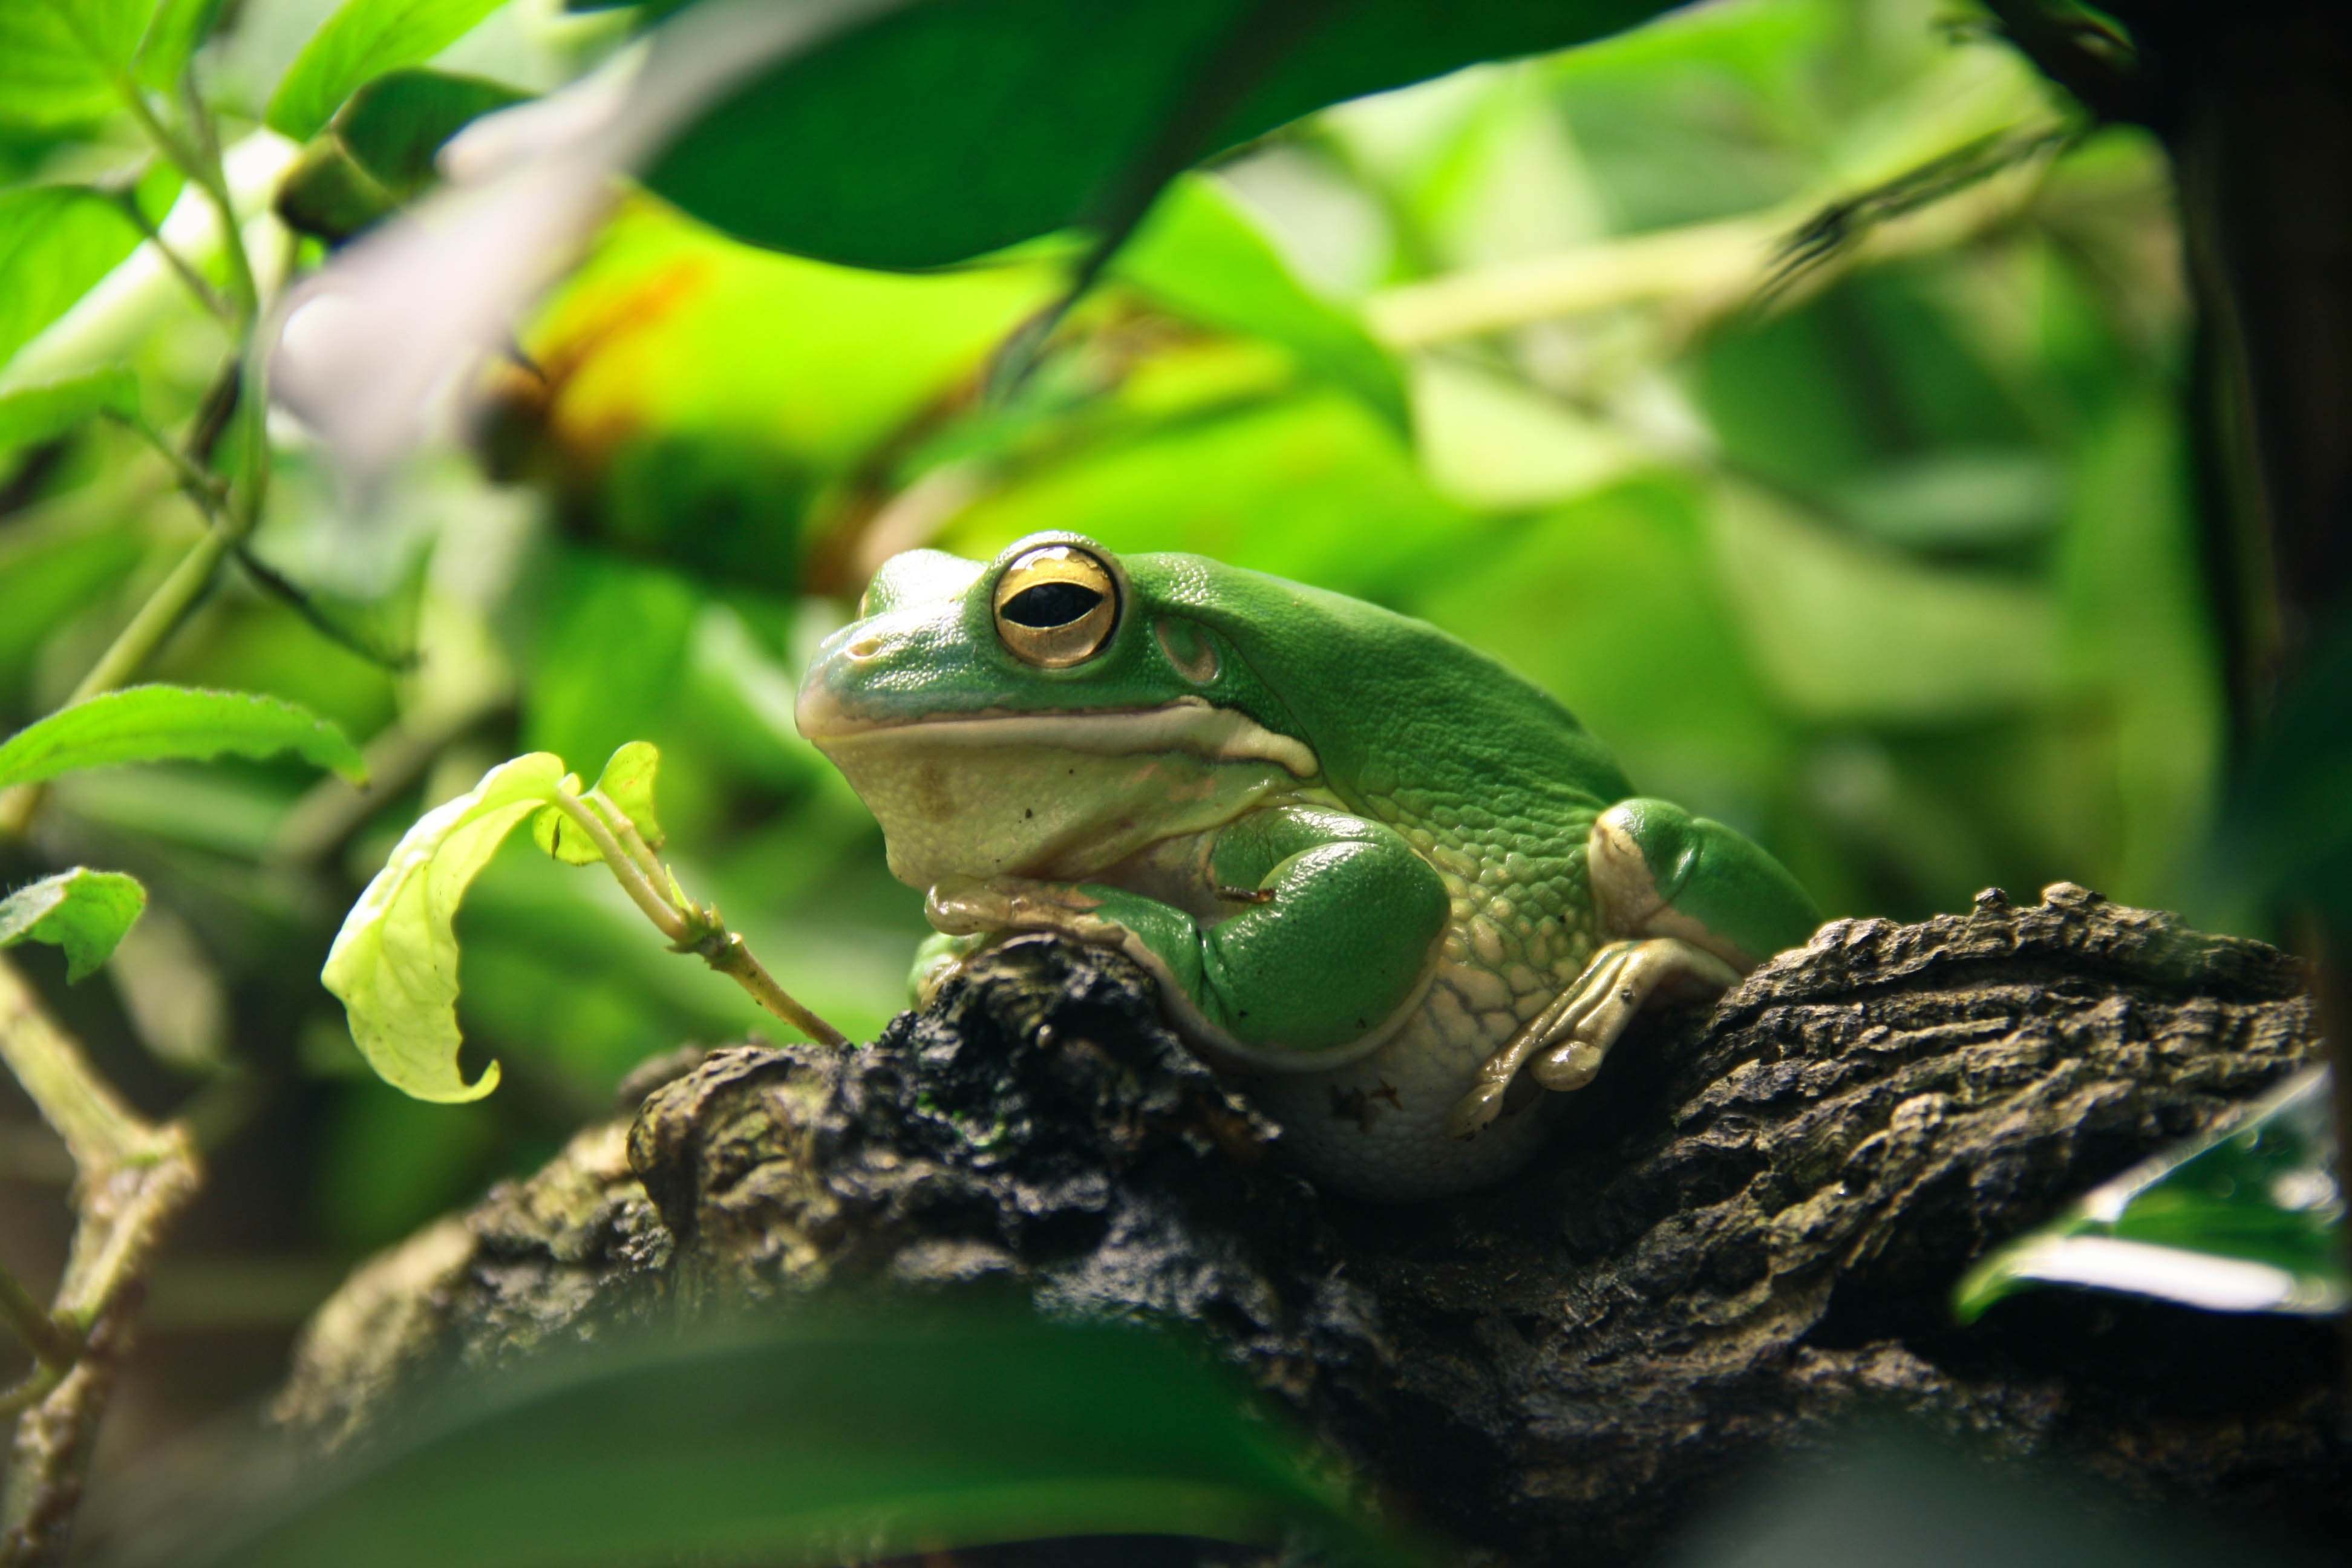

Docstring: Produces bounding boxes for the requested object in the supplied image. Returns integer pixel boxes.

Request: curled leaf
[530,740,667,866]
[322,753,566,1102]
[0,685,368,792]
[589,739,664,848]
[0,867,146,982]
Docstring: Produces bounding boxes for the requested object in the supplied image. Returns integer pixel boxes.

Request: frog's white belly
[1240,951,1569,1201]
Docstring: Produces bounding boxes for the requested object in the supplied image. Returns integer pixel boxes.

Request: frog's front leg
[926,806,1448,1062]
[1449,798,1819,1135]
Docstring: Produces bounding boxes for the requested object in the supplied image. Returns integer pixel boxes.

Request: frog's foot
[1445,937,1740,1137]
[926,875,1126,946]
[909,930,991,1007]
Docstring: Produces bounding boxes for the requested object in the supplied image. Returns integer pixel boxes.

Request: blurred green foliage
[0,0,2203,1378]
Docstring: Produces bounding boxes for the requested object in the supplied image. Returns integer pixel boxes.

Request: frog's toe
[1531,1038,1609,1092]
[1446,1079,1509,1138]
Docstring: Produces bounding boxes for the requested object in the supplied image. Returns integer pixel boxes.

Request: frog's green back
[1129,551,1633,820]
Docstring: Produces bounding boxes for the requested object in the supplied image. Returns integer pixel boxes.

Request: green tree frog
[796,533,1820,1201]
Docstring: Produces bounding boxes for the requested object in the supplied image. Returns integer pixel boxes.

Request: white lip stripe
[810,699,1321,779]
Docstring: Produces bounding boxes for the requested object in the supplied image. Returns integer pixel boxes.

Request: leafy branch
[325,742,844,1107]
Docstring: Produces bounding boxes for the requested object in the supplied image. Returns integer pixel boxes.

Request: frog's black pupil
[1003,582,1103,628]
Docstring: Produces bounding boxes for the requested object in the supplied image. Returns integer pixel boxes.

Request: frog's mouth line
[799,694,1321,780]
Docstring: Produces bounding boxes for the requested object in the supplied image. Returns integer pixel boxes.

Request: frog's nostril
[846,634,886,659]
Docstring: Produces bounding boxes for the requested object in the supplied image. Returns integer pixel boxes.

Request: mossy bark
[273,884,2345,1563]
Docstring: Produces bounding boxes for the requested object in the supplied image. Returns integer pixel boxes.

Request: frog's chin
[802,702,1321,889]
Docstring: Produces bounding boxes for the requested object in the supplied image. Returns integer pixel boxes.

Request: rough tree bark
[273,884,2344,1564]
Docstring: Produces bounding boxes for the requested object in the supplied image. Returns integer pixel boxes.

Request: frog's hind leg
[1446,937,1738,1134]
[1447,798,1818,1137]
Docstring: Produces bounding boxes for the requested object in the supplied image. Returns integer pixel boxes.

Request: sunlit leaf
[0,0,149,128]
[267,0,517,141]
[590,740,664,846]
[277,68,532,244]
[1956,1068,2348,1321]
[643,0,1687,268]
[0,867,146,983]
[528,772,598,865]
[146,1313,1423,1568]
[321,753,567,1103]
[533,738,668,866]
[0,365,141,453]
[1117,175,1408,434]
[0,685,369,792]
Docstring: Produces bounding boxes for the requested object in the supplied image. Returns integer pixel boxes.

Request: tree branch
[0,955,202,1568]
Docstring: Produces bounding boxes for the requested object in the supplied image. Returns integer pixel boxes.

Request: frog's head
[797,532,1322,887]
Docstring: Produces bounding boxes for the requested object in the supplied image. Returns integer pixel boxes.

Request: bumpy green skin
[798,532,1820,1200]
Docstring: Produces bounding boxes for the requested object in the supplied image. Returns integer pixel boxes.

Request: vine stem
[547,792,849,1047]
[0,955,201,1566]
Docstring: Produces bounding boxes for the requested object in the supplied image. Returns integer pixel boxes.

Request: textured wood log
[272,884,2345,1563]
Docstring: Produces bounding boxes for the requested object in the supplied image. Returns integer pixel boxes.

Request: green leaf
[1956,1068,2348,1322]
[276,67,532,244]
[1116,175,1409,434]
[0,183,152,371]
[0,0,150,129]
[587,739,664,848]
[531,740,665,866]
[0,686,368,792]
[136,0,229,89]
[149,1313,1423,1568]
[642,0,1691,269]
[0,867,146,983]
[528,773,597,864]
[0,366,141,452]
[267,0,516,142]
[321,753,567,1103]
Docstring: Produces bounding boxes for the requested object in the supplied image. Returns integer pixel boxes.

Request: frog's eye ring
[994,546,1119,668]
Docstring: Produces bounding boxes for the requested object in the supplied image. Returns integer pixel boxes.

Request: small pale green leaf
[322,753,568,1102]
[591,740,664,849]
[0,867,146,982]
[0,366,141,452]
[0,685,368,792]
[527,742,665,866]
[267,0,515,142]
[528,773,600,865]
[1956,1067,2347,1321]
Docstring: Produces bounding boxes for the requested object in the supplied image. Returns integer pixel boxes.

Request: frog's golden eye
[994,546,1119,668]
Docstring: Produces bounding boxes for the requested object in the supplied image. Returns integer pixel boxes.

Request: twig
[547,793,850,1047]
[549,792,691,945]
[0,955,201,1567]
[0,1270,73,1374]
[102,181,229,324]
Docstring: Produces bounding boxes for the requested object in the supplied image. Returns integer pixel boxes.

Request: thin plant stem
[549,792,692,944]
[696,929,851,1049]
[0,955,201,1565]
[548,793,849,1047]
[117,413,227,508]
[0,1270,73,1373]
[590,794,675,897]
[105,184,229,323]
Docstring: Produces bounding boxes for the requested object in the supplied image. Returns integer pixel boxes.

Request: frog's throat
[801,696,1321,779]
